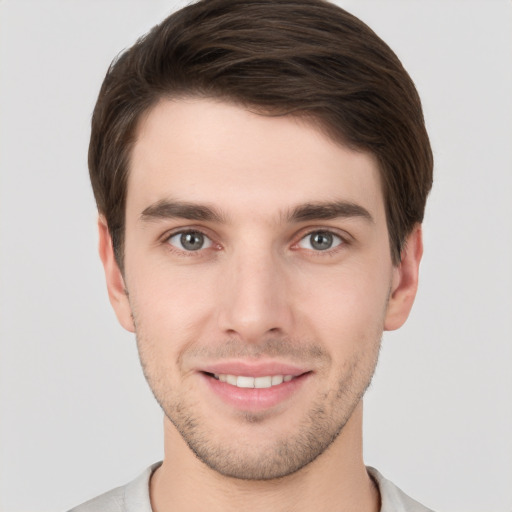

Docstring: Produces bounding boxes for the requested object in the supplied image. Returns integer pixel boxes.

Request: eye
[167,230,212,251]
[297,230,343,251]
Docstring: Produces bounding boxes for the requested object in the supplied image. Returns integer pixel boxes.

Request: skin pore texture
[99,98,422,512]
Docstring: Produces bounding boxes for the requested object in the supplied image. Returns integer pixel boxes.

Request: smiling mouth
[204,372,305,389]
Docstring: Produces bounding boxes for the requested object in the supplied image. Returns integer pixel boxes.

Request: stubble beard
[136,332,381,481]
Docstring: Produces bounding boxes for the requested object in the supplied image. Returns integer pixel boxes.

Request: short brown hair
[89,0,433,269]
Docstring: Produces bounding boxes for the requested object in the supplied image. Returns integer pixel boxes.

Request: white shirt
[69,462,435,512]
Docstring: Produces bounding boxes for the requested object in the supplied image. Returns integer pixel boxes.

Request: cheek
[126,261,219,345]
[294,262,391,344]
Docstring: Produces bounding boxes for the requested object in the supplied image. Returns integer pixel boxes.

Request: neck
[150,402,379,512]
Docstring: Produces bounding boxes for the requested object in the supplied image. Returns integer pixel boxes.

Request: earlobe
[97,216,135,333]
[384,224,423,331]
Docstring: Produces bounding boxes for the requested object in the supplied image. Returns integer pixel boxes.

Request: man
[71,0,433,510]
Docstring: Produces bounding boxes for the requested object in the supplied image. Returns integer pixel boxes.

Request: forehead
[127,98,385,224]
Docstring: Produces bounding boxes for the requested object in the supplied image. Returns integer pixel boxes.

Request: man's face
[101,98,419,480]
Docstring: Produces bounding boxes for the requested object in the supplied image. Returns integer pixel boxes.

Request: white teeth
[226,375,238,386]
[271,375,283,385]
[237,376,255,388]
[213,374,295,388]
[254,376,272,388]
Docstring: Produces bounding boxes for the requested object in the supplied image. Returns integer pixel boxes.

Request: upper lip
[199,360,310,378]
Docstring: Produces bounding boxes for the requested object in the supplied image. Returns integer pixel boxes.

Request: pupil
[311,232,332,250]
[181,232,204,251]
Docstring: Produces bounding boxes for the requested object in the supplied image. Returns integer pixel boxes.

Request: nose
[216,244,293,343]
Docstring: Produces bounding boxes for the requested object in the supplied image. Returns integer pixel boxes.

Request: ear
[98,216,135,333]
[384,224,423,331]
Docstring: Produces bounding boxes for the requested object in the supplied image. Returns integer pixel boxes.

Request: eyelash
[161,227,350,256]
[293,230,347,255]
[163,229,218,257]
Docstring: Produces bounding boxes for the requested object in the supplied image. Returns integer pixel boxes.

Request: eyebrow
[287,201,374,224]
[140,200,225,223]
[140,199,373,224]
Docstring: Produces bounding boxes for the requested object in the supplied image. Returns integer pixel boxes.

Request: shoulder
[367,467,435,512]
[68,485,125,512]
[67,462,161,512]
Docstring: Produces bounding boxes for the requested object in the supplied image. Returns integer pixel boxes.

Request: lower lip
[201,372,310,412]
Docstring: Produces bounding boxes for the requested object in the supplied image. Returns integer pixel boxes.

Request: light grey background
[1,1,511,511]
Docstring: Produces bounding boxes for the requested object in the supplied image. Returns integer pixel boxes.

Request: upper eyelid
[295,230,344,250]
[167,230,211,241]
[163,229,217,257]
[295,226,351,243]
[168,230,213,249]
[160,226,215,242]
